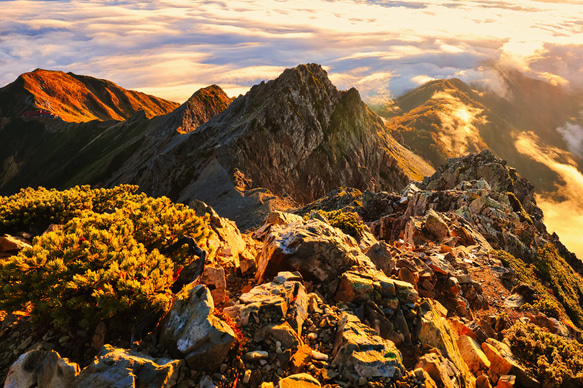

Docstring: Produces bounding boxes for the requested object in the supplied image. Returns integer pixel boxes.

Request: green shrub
[315,209,365,240]
[0,186,213,333]
[505,322,583,386]
[0,184,138,235]
[535,243,583,328]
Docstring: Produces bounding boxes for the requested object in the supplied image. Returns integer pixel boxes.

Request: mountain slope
[0,85,232,196]
[382,72,583,193]
[0,69,179,122]
[107,64,434,209]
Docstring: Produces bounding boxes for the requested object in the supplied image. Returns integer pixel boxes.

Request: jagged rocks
[4,346,182,388]
[160,285,235,371]
[4,350,79,388]
[225,271,308,336]
[457,335,490,375]
[331,313,405,381]
[255,218,375,286]
[417,300,475,388]
[279,373,321,388]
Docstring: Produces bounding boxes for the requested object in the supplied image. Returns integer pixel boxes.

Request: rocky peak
[166,85,233,135]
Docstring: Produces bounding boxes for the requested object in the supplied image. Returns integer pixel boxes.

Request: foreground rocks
[3,151,581,387]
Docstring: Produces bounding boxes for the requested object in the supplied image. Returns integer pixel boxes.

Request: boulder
[416,300,475,388]
[481,339,539,388]
[253,211,304,240]
[4,350,79,388]
[0,235,31,252]
[365,241,394,274]
[279,373,321,388]
[424,209,451,241]
[76,345,182,388]
[160,285,235,371]
[457,335,490,374]
[331,313,404,381]
[225,271,308,336]
[255,219,375,284]
[416,352,456,388]
[200,264,227,304]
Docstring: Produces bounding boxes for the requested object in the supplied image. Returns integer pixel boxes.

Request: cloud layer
[2,1,583,103]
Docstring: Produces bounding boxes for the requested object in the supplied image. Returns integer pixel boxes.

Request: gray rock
[160,285,235,371]
[4,350,79,388]
[255,219,376,284]
[76,345,182,388]
[331,313,404,381]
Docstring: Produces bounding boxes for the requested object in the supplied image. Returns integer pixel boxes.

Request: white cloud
[1,0,583,104]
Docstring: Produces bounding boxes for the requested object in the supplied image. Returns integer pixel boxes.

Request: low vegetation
[505,322,583,386]
[0,185,213,333]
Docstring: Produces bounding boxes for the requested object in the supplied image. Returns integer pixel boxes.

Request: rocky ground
[2,150,582,387]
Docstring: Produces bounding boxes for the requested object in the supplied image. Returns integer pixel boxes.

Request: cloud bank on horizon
[2,0,583,104]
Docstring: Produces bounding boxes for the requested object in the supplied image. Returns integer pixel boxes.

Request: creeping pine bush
[313,209,365,240]
[0,186,213,333]
[505,322,583,386]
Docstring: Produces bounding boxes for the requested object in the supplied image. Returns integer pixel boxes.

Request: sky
[3,0,583,257]
[2,0,583,103]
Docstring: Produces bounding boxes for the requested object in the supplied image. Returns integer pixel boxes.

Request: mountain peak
[0,69,179,122]
[169,84,233,134]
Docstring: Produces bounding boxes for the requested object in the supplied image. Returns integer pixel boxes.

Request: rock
[244,350,269,361]
[76,345,182,388]
[331,313,404,381]
[255,219,375,284]
[254,321,302,348]
[4,350,79,388]
[481,339,539,388]
[476,374,493,388]
[335,270,375,303]
[416,352,456,388]
[424,209,451,241]
[290,344,313,374]
[160,285,235,371]
[190,200,246,266]
[417,300,475,387]
[279,373,321,388]
[0,235,31,252]
[496,375,515,388]
[198,375,216,388]
[226,271,308,336]
[457,335,491,374]
[253,211,304,240]
[365,241,394,274]
[200,265,227,304]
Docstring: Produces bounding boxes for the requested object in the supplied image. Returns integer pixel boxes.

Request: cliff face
[110,64,434,211]
[0,69,179,122]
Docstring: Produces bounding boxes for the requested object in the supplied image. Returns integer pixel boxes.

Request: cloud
[1,0,583,106]
[430,90,488,156]
[557,121,583,158]
[514,131,583,259]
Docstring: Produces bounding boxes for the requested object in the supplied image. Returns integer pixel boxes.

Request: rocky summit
[2,151,583,388]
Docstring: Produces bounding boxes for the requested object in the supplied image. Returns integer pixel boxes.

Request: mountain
[0,64,434,229]
[108,64,434,207]
[381,70,583,195]
[0,69,179,122]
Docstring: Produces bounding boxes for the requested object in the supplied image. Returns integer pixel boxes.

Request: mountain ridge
[0,69,179,122]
